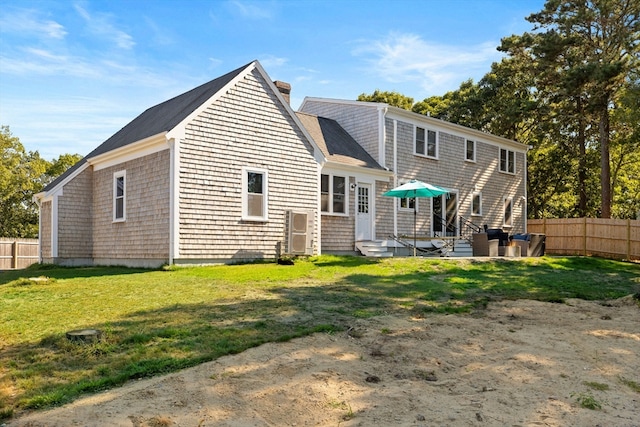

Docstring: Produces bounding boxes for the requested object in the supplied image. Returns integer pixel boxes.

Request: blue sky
[1,0,544,160]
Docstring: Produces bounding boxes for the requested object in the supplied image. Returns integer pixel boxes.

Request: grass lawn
[1,255,638,420]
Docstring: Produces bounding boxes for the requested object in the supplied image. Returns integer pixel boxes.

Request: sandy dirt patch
[8,297,639,427]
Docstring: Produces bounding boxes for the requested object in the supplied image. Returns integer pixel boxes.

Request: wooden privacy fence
[528,218,640,261]
[0,238,39,269]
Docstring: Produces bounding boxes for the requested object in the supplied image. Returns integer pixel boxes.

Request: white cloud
[0,48,100,78]
[227,0,275,20]
[0,8,67,40]
[0,45,180,90]
[353,32,503,94]
[143,16,174,46]
[4,96,136,159]
[258,55,288,68]
[74,3,135,50]
[209,57,224,69]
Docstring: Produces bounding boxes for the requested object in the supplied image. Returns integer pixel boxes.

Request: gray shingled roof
[43,62,252,193]
[295,112,384,170]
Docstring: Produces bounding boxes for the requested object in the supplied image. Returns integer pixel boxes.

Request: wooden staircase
[355,240,394,257]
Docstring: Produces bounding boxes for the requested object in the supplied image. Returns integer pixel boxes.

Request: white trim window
[321,174,347,215]
[415,126,437,158]
[471,191,482,216]
[242,167,268,221]
[503,197,513,228]
[500,148,515,174]
[113,170,126,222]
[466,139,476,162]
[398,181,416,212]
[399,196,416,211]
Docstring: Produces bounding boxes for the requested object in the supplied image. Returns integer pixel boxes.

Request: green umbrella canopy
[383,179,449,199]
[383,179,449,256]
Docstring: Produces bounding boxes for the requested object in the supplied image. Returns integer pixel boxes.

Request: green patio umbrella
[383,179,449,256]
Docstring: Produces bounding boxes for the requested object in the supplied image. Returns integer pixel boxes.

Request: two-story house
[299,98,529,256]
[34,61,528,266]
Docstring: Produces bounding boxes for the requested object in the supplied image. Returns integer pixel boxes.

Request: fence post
[583,217,587,256]
[628,219,632,260]
[12,240,18,269]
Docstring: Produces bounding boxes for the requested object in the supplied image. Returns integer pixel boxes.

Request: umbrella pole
[413,202,417,257]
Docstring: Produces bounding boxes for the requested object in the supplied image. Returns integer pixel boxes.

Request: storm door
[432,192,458,237]
[355,183,372,241]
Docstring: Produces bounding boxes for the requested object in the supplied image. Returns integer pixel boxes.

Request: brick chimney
[274,80,291,104]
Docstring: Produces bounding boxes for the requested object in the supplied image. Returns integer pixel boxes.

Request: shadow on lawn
[0,292,346,417]
[1,256,638,419]
[0,264,154,286]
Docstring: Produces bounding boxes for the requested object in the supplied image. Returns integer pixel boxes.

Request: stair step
[356,240,393,258]
[367,251,394,257]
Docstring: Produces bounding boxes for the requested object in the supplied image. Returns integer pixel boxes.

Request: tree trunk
[600,108,611,218]
[577,97,587,217]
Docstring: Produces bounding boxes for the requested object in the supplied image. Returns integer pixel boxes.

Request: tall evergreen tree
[526,0,640,218]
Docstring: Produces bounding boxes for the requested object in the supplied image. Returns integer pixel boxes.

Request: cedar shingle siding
[40,201,52,259]
[58,166,93,259]
[92,150,171,264]
[178,69,318,262]
[301,99,527,240]
[319,176,356,252]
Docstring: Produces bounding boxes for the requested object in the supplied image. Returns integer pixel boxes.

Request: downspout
[51,194,58,259]
[169,138,180,265]
[524,145,532,233]
[378,106,387,168]
[33,195,42,263]
[317,166,322,255]
[376,106,388,243]
[393,119,398,239]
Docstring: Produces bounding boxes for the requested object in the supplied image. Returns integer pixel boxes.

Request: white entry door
[356,183,372,241]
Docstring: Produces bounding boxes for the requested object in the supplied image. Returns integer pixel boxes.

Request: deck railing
[432,213,483,242]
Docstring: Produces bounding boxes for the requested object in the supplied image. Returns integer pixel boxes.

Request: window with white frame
[471,191,482,216]
[500,148,515,174]
[466,139,476,162]
[415,126,437,158]
[321,174,346,214]
[113,170,126,222]
[242,167,268,221]
[398,181,416,211]
[399,195,416,211]
[503,197,513,227]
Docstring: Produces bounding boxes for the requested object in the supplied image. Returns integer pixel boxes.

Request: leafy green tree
[411,94,450,118]
[610,80,640,218]
[357,90,414,110]
[355,1,639,220]
[0,126,81,237]
[500,30,601,217]
[525,0,640,218]
[413,80,487,130]
[46,153,82,178]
